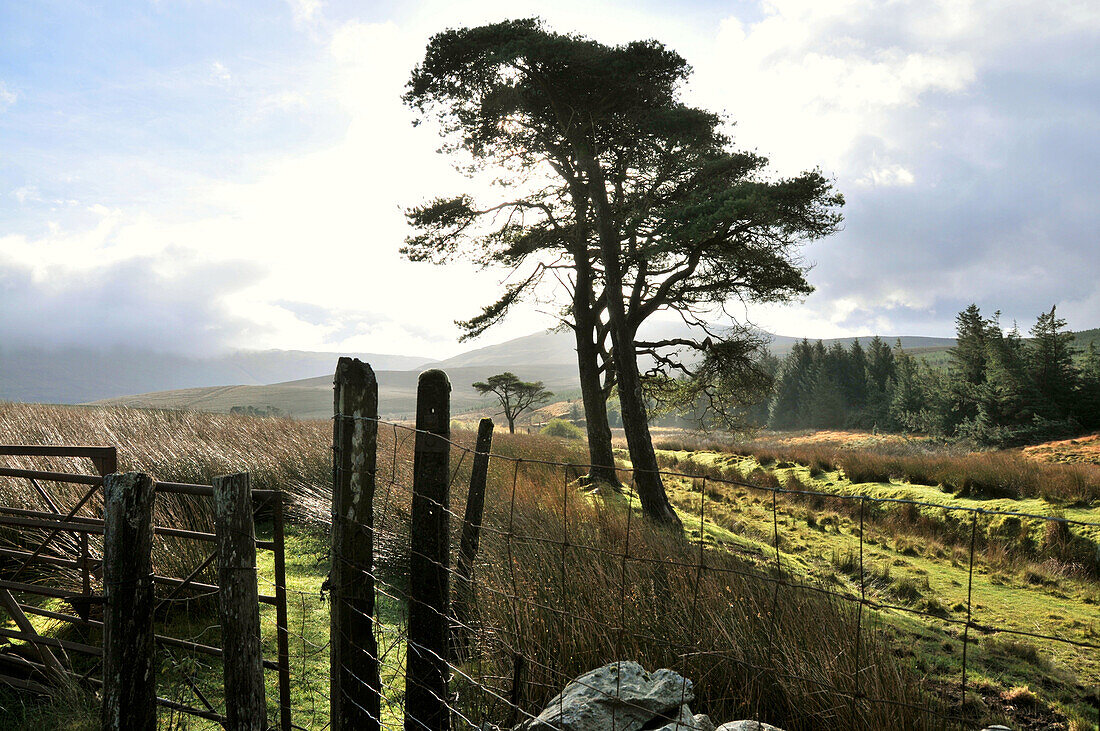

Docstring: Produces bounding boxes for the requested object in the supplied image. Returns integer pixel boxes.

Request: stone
[519,661,695,731]
[652,705,715,731]
[716,722,786,731]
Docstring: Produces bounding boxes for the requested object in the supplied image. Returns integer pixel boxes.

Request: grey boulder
[519,661,696,731]
[652,705,716,731]
[716,722,785,731]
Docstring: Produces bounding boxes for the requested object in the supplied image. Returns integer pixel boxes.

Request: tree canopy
[405,19,842,524]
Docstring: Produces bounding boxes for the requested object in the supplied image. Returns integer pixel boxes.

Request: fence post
[451,417,493,660]
[213,472,267,731]
[331,357,381,731]
[102,472,156,731]
[406,369,451,731]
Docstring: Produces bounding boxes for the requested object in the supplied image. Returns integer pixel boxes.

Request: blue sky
[1,0,1098,357]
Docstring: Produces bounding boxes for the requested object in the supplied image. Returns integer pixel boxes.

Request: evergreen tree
[864,336,896,429]
[946,304,992,429]
[769,339,814,429]
[889,343,927,430]
[844,339,869,414]
[1077,343,1100,430]
[973,322,1041,441]
[1029,306,1077,419]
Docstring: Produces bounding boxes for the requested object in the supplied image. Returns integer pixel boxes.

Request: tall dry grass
[655,433,1100,504]
[0,404,945,727]
[371,429,945,729]
[0,402,332,581]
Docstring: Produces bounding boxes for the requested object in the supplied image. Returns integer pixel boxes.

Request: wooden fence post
[102,472,156,731]
[406,369,451,731]
[451,417,493,660]
[331,358,381,731]
[213,472,267,731]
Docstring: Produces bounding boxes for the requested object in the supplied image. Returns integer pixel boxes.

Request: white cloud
[855,164,915,187]
[210,61,231,84]
[11,186,41,204]
[0,82,15,112]
[287,0,322,24]
[691,5,976,174]
[3,0,1097,356]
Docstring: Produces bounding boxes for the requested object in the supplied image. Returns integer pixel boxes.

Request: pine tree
[1077,343,1100,430]
[946,304,992,430]
[864,336,896,430]
[844,339,869,414]
[769,339,815,429]
[1029,306,1078,419]
[889,343,927,430]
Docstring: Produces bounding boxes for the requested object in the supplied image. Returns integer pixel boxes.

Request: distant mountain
[0,346,428,404]
[765,334,958,356]
[423,330,577,369]
[428,326,960,365]
[14,324,1097,414]
[94,363,581,420]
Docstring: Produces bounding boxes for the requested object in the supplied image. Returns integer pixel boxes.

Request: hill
[0,346,428,404]
[93,363,581,420]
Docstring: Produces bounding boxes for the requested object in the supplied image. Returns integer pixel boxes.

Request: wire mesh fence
[327,363,1100,731]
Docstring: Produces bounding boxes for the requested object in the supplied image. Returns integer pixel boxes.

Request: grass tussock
[657,431,1100,505]
[836,450,1100,504]
[0,402,335,581]
[371,431,944,729]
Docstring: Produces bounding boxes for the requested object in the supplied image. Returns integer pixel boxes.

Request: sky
[0,0,1097,359]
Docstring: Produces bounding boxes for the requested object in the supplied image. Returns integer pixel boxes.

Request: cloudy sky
[1,0,1097,358]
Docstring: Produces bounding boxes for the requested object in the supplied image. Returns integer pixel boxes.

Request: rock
[716,722,785,731]
[519,661,695,731]
[652,705,715,731]
[980,727,1012,731]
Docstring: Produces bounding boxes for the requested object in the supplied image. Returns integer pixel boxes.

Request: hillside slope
[0,346,428,404]
[93,363,581,419]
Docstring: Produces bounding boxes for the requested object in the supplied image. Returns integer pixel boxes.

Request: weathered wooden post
[213,472,266,731]
[331,358,381,731]
[406,369,451,731]
[451,417,493,660]
[102,472,156,731]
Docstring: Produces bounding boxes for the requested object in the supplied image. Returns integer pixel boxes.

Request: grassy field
[645,434,1100,728]
[0,403,1098,728]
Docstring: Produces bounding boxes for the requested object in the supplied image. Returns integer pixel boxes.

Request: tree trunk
[507,417,515,434]
[576,325,620,483]
[610,320,681,527]
[567,176,620,488]
[574,300,619,487]
[578,146,681,528]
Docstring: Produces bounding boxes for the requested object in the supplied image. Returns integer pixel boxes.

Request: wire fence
[327,364,1100,731]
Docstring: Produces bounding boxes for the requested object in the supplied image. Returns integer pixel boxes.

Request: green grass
[652,446,1100,728]
[4,403,1096,728]
[0,523,345,730]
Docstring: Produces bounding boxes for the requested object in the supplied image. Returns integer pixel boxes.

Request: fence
[0,446,292,729]
[329,358,1100,731]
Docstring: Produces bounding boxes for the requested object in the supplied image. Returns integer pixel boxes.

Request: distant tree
[946,304,993,430]
[951,304,990,387]
[1077,343,1100,429]
[862,335,898,430]
[843,339,869,413]
[1029,306,1077,418]
[865,336,897,394]
[472,373,553,434]
[769,339,815,429]
[986,322,1040,423]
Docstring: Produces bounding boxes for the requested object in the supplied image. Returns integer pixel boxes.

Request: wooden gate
[0,445,293,728]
